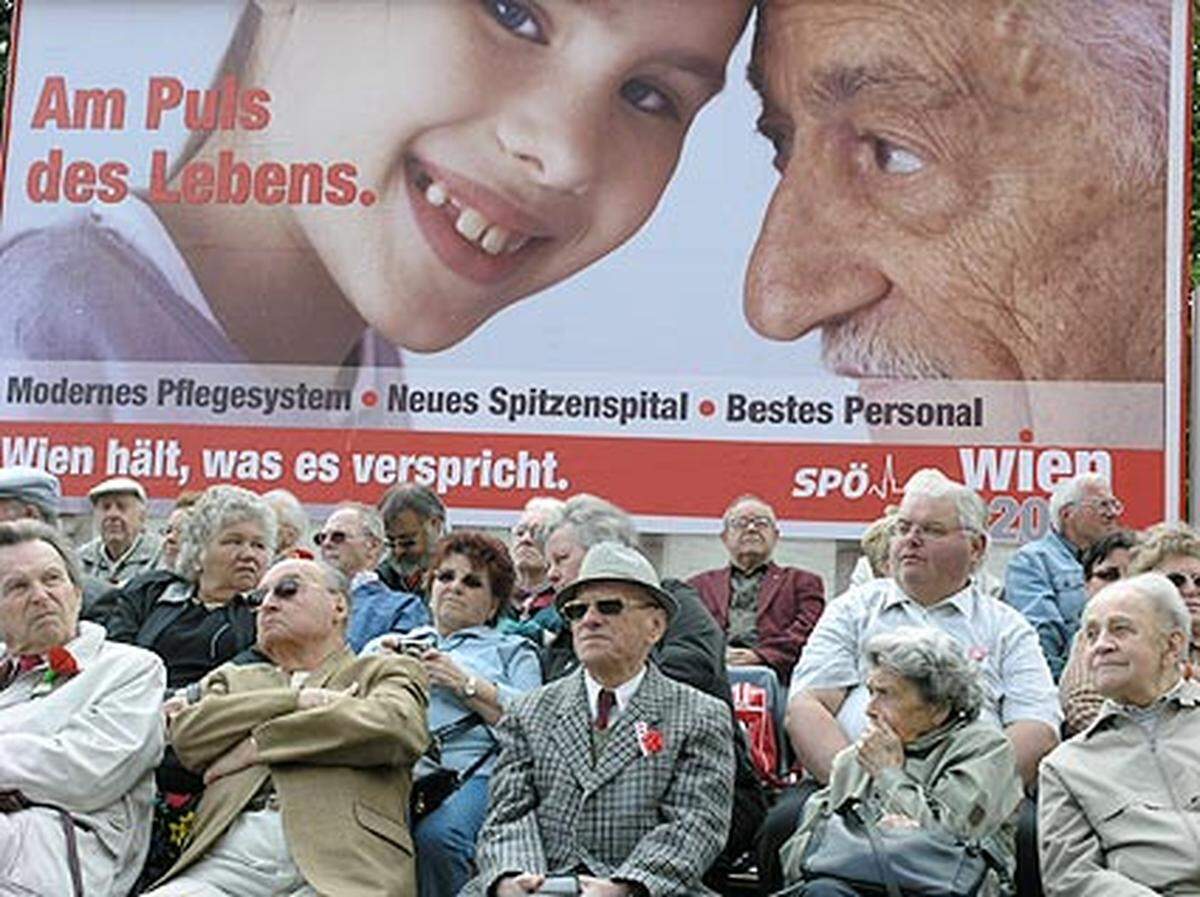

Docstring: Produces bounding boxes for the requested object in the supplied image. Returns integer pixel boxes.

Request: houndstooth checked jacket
[461,662,734,896]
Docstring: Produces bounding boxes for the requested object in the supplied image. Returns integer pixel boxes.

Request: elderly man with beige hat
[79,476,162,588]
[463,541,735,897]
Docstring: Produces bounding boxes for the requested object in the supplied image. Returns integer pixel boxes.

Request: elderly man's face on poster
[745,0,1167,383]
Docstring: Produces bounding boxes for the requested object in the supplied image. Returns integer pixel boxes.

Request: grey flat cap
[0,466,61,517]
[556,541,676,619]
[88,476,147,503]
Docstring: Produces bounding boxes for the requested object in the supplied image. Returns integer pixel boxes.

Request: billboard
[0,0,1190,540]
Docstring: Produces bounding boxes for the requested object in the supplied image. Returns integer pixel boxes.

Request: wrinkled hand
[726,647,761,667]
[856,719,904,776]
[421,648,468,693]
[203,736,260,785]
[579,877,635,896]
[495,873,544,895]
[296,682,359,710]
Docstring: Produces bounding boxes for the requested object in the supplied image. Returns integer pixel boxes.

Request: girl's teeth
[480,226,510,256]
[425,181,448,207]
[455,208,489,242]
[423,175,532,253]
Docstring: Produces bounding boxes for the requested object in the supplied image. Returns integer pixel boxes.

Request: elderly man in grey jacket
[1039,572,1200,896]
[0,520,165,897]
[462,542,734,897]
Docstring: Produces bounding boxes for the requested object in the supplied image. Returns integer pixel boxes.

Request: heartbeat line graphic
[867,454,903,500]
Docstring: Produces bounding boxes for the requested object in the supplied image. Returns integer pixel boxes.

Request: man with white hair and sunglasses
[465,542,734,897]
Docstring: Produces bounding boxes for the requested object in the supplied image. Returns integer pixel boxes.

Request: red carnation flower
[47,646,79,678]
[641,728,664,755]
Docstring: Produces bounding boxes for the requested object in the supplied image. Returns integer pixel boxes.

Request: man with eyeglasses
[316,503,429,652]
[377,485,447,599]
[1005,473,1125,681]
[756,469,1059,894]
[689,494,824,683]
[465,542,734,897]
[145,558,430,897]
[504,496,564,624]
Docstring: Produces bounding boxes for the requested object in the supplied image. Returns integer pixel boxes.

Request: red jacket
[688,562,825,683]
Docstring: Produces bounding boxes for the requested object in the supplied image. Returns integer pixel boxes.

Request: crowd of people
[1,463,1199,897]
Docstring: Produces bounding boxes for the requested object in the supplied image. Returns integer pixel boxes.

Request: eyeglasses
[727,515,774,532]
[1089,566,1123,583]
[385,533,419,549]
[1078,498,1124,516]
[560,598,654,623]
[892,519,967,540]
[248,577,303,608]
[1165,571,1200,590]
[433,568,485,589]
[314,530,355,547]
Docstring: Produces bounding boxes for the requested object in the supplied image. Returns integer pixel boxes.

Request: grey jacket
[79,531,163,589]
[1038,678,1200,896]
[462,663,734,897]
[781,717,1022,895]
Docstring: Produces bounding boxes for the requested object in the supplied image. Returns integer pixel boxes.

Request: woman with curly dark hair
[368,531,542,897]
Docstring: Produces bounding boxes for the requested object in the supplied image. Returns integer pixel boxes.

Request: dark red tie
[596,689,616,731]
[0,655,42,690]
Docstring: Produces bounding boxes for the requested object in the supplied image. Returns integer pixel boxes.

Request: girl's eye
[484,0,545,43]
[621,80,678,119]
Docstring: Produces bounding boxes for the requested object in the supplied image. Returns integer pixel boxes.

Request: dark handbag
[796,800,997,897]
[409,714,499,821]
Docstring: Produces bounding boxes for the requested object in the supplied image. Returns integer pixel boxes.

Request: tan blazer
[159,647,429,897]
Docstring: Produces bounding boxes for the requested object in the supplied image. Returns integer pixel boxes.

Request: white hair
[328,502,385,544]
[262,488,308,536]
[544,494,639,550]
[1049,473,1109,532]
[1097,572,1192,639]
[901,468,987,534]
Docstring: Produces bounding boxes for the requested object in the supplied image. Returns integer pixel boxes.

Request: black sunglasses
[560,598,653,623]
[313,530,350,547]
[1089,567,1123,583]
[1165,571,1200,590]
[248,577,303,608]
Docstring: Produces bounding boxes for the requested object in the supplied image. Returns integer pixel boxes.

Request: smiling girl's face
[244,0,748,352]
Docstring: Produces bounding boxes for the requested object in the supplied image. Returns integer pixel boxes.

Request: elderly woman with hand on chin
[367,531,541,897]
[780,627,1023,897]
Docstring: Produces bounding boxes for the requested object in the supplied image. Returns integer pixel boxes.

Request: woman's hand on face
[421,648,468,693]
[856,719,905,776]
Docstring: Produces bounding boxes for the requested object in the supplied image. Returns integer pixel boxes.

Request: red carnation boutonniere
[634,720,665,757]
[30,646,80,698]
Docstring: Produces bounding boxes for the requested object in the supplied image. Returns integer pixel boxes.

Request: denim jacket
[1004,530,1085,681]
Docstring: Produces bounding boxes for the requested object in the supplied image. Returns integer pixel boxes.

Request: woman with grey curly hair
[104,484,276,691]
[100,484,277,886]
[780,627,1023,896]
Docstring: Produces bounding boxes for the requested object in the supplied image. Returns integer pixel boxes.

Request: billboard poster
[0,0,1190,541]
